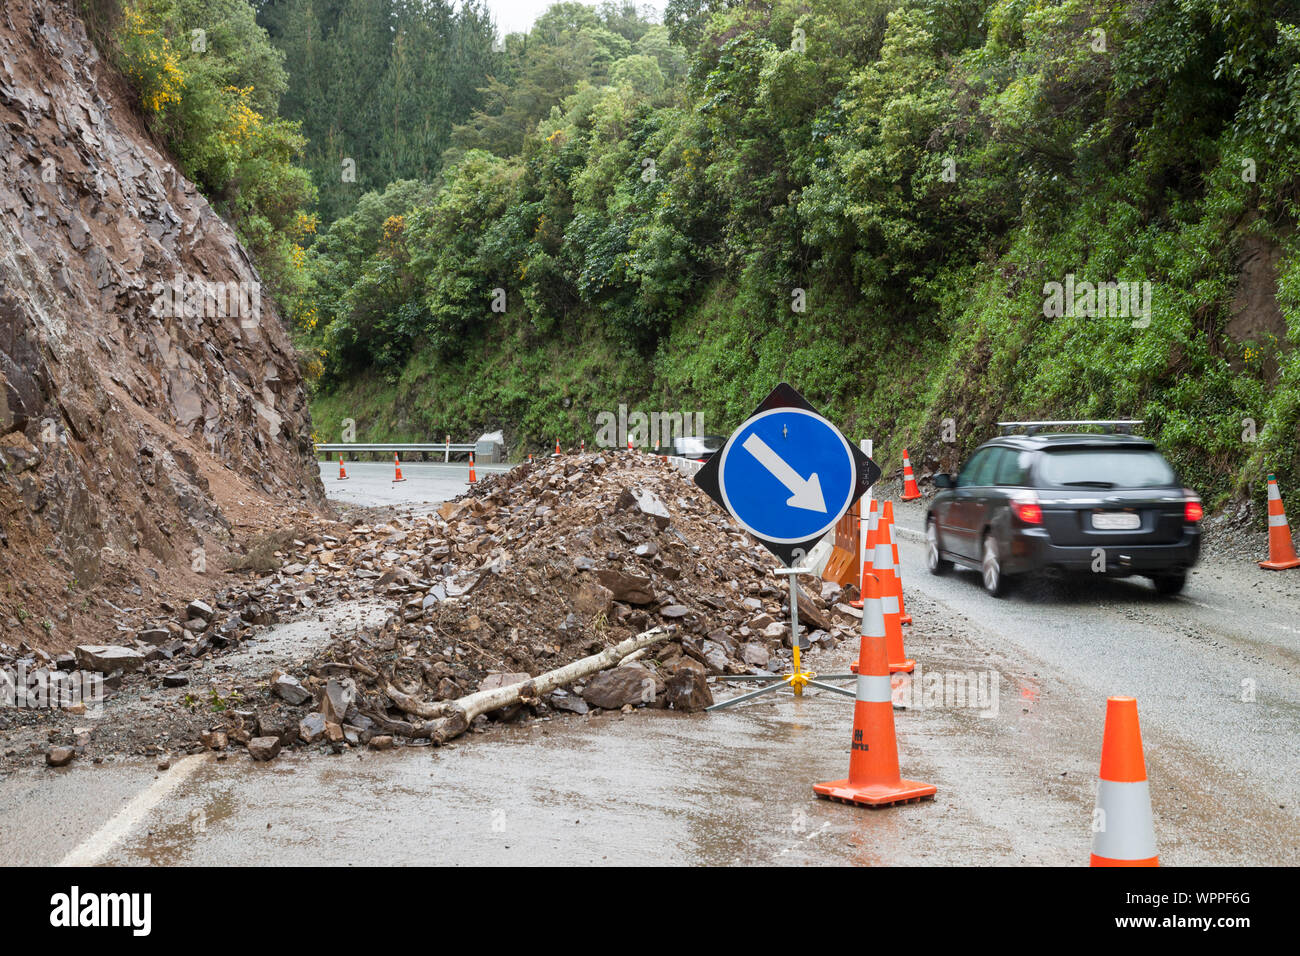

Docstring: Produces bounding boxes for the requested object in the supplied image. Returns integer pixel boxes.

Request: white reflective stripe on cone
[881,594,900,614]
[1268,483,1281,500]
[1269,513,1289,526]
[856,673,893,703]
[862,606,886,638]
[1091,779,1157,860]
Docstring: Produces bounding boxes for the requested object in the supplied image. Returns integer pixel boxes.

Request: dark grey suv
[925,424,1202,597]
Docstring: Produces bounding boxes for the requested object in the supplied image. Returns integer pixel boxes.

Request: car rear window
[957,448,997,486]
[995,449,1033,485]
[1037,448,1177,489]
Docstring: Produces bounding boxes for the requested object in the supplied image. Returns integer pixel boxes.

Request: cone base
[900,614,912,625]
[392,478,406,483]
[901,492,921,501]
[814,777,936,807]
[337,477,349,481]
[1259,557,1300,570]
[1090,853,1159,867]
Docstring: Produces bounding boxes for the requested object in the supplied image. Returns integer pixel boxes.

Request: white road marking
[58,753,209,866]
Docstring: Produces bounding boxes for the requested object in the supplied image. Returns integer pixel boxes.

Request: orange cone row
[848,500,879,610]
[849,501,913,674]
[1260,474,1300,570]
[814,572,936,808]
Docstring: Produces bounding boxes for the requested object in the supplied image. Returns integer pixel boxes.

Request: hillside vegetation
[120,0,1300,515]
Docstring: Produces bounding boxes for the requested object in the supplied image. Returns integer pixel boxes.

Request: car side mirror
[933,473,953,489]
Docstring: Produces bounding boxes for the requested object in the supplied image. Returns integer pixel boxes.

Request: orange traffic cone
[528,453,534,465]
[850,505,914,674]
[814,573,936,808]
[468,452,477,484]
[627,436,633,452]
[1091,696,1158,866]
[849,500,879,609]
[581,439,586,454]
[901,449,921,500]
[882,502,912,625]
[555,439,561,455]
[337,456,349,481]
[392,453,406,483]
[1260,474,1300,570]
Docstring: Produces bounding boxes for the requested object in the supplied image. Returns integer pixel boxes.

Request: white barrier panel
[670,456,704,478]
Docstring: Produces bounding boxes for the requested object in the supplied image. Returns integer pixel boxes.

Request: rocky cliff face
[0,0,325,645]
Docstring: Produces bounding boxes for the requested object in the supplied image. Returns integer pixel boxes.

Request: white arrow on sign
[741,432,827,513]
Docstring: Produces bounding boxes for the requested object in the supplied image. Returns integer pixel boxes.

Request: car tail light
[1183,490,1203,522]
[1010,491,1043,524]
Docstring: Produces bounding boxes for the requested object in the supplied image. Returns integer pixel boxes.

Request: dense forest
[96,0,1300,513]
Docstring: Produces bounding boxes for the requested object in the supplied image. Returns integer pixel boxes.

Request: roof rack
[997,419,1143,436]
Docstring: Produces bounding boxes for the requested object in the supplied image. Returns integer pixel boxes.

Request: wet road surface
[316,460,513,511]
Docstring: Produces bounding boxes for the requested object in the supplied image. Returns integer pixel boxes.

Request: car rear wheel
[981,534,1008,597]
[926,519,951,575]
[1151,571,1186,596]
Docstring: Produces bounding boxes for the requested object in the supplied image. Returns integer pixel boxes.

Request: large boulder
[74,645,145,673]
[581,664,661,709]
[573,581,614,618]
[664,668,713,712]
[247,736,282,761]
[595,569,655,605]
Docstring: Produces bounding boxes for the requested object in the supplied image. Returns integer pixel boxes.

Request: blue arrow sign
[718,407,857,544]
[694,383,879,565]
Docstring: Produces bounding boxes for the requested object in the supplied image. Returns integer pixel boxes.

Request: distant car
[664,435,726,462]
[924,423,1202,597]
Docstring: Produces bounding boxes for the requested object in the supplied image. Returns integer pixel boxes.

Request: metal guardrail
[315,442,478,462]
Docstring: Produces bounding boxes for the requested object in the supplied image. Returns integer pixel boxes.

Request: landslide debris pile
[204,452,860,756]
[3,454,861,767]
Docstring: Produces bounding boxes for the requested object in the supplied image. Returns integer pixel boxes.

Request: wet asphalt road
[3,476,1298,865]
[316,460,513,511]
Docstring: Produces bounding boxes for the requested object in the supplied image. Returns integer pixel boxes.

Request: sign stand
[706,567,857,711]
[693,384,880,712]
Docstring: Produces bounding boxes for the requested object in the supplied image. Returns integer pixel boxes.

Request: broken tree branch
[384,625,675,743]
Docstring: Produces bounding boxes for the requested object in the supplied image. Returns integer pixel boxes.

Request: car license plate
[1092,512,1141,530]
